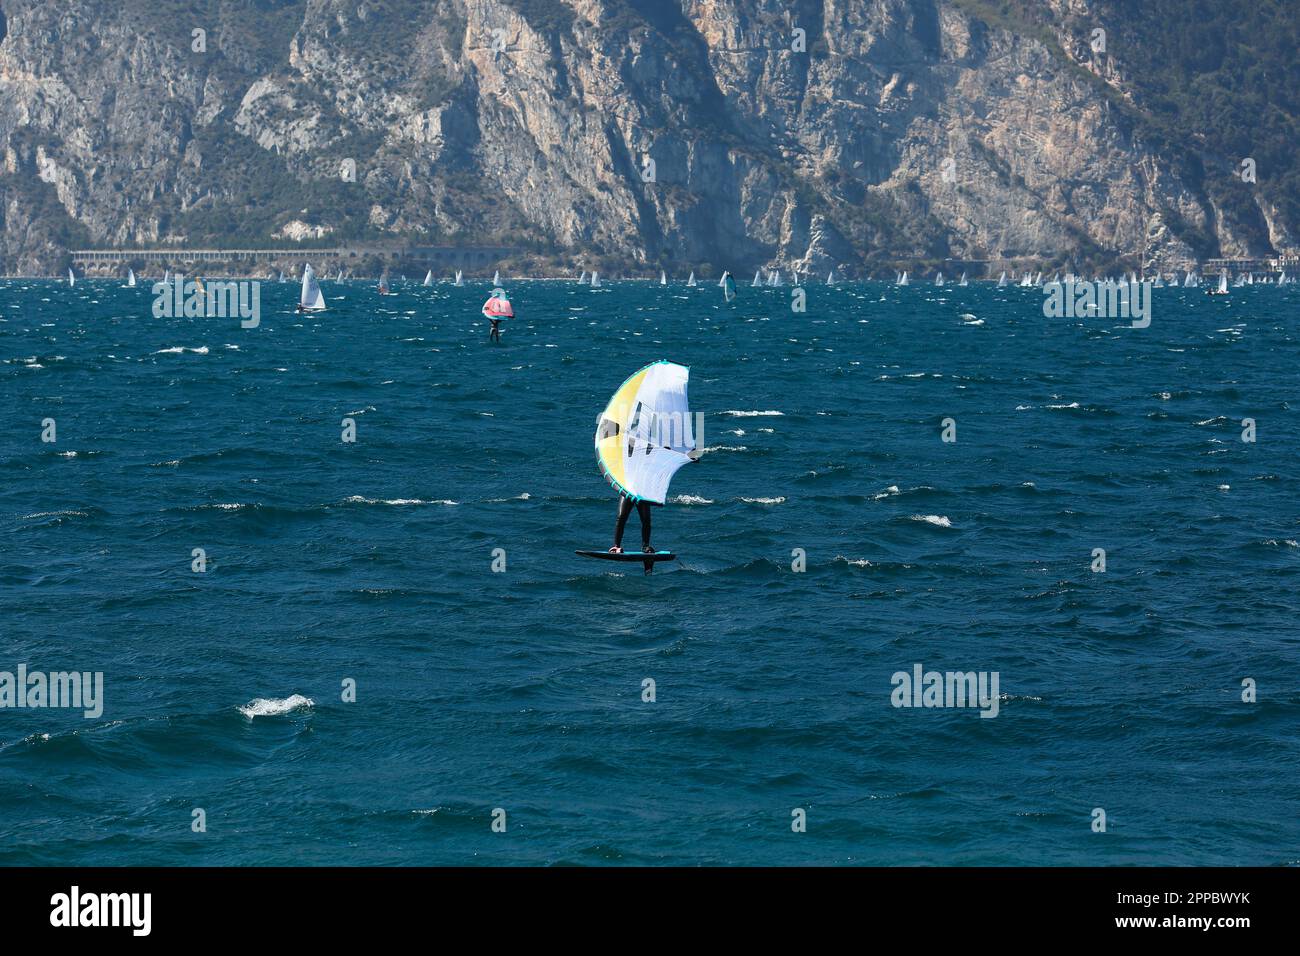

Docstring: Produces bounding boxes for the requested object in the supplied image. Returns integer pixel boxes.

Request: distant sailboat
[493,270,501,286]
[827,269,835,285]
[1207,272,1229,296]
[934,272,944,287]
[752,270,762,288]
[718,271,729,288]
[591,271,601,288]
[336,269,343,281]
[68,267,75,287]
[723,272,736,302]
[299,264,326,311]
[958,272,968,286]
[660,270,667,286]
[896,271,909,287]
[423,270,433,287]
[278,270,285,283]
[378,272,392,295]
[454,270,464,287]
[579,270,587,283]
[686,272,696,287]
[997,271,1008,287]
[126,269,136,287]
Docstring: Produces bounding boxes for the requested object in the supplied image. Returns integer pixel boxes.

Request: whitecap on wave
[910,514,952,527]
[344,496,457,506]
[238,694,314,719]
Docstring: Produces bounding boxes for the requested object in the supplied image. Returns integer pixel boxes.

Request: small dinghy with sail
[298,264,326,312]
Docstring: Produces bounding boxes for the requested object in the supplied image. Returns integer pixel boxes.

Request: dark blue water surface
[1,277,1297,865]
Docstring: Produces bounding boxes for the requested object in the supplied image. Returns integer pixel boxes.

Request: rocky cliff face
[0,0,1293,275]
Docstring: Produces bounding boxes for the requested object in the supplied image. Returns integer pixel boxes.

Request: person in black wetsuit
[609,492,653,553]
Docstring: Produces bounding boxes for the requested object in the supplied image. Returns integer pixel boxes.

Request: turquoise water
[1,277,1297,865]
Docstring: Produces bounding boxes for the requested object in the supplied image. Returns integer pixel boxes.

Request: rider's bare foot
[608,546,623,554]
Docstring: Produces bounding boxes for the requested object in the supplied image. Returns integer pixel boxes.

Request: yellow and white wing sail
[594,361,695,504]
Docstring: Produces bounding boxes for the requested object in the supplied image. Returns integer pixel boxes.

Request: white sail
[958,272,968,286]
[897,271,909,286]
[591,271,600,287]
[752,269,762,287]
[454,270,464,286]
[579,270,587,283]
[827,270,835,285]
[594,361,696,505]
[68,267,75,287]
[686,272,696,287]
[300,264,326,310]
[934,272,944,287]
[278,270,285,282]
[423,270,433,286]
[997,271,1007,287]
[127,269,136,287]
[493,270,500,285]
[660,270,667,285]
[1219,273,1229,294]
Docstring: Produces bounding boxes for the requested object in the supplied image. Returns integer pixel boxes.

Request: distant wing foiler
[482,291,513,318]
[595,361,695,504]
